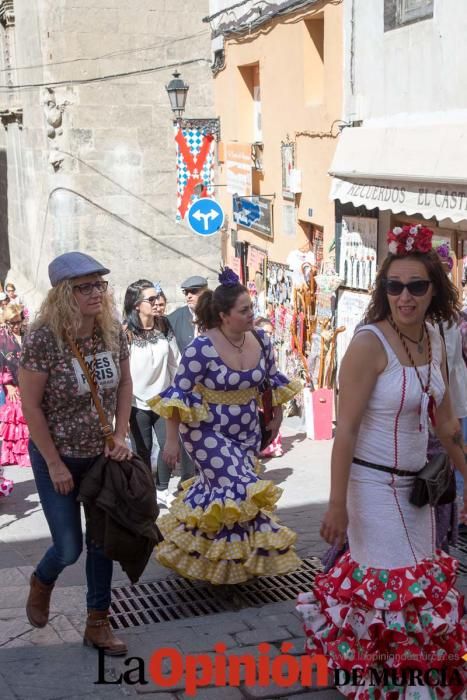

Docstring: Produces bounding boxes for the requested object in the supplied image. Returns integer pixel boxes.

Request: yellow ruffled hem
[167,479,283,534]
[272,378,302,407]
[147,394,209,423]
[155,542,302,585]
[158,513,297,561]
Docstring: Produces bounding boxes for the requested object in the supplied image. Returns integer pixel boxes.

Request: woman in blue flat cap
[19,251,132,656]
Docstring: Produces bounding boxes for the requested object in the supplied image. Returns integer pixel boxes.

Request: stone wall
[1,0,219,311]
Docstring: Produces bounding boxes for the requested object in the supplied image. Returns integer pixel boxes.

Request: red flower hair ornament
[387,224,433,256]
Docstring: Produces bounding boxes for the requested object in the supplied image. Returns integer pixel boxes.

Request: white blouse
[129,327,181,409]
[442,321,467,419]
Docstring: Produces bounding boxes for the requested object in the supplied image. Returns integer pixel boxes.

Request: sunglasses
[140,296,162,305]
[383,279,432,296]
[73,280,108,296]
[183,288,203,296]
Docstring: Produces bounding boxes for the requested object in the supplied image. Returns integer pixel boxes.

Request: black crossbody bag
[409,323,456,508]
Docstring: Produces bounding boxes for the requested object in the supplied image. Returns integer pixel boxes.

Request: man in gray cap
[166,275,207,488]
[168,275,208,353]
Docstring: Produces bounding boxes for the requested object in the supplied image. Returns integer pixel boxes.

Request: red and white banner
[175,127,216,221]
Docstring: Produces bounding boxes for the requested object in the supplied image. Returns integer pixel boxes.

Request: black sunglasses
[383,279,432,297]
[140,296,160,305]
[183,288,203,295]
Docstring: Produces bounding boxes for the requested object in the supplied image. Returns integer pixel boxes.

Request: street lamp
[165,70,220,139]
[165,71,189,120]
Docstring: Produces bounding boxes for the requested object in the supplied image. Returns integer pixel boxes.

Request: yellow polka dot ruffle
[166,479,283,534]
[147,395,209,423]
[155,543,302,585]
[159,515,297,561]
[272,378,302,407]
[154,478,302,584]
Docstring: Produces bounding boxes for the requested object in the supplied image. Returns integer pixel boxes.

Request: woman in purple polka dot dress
[148,269,302,585]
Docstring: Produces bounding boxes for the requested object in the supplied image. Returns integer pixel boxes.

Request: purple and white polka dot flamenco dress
[148,328,302,585]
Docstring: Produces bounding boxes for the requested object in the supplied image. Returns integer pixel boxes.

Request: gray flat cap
[181,275,208,290]
[48,251,110,287]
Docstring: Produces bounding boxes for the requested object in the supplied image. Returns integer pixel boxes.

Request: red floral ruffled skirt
[0,398,30,467]
[296,550,466,699]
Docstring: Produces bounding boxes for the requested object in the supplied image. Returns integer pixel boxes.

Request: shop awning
[329,121,467,223]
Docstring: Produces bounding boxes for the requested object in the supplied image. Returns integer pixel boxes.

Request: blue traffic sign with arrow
[187,198,224,236]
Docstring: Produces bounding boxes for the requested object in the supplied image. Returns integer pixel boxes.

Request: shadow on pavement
[260,464,293,485]
[0,476,42,529]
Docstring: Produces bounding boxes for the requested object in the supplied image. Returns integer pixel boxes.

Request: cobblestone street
[1,427,466,699]
[0,426,343,699]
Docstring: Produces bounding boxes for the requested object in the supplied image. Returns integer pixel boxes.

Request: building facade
[208,0,343,278]
[0,0,220,308]
[331,0,467,291]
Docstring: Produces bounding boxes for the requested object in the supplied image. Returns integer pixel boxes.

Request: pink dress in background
[0,328,30,467]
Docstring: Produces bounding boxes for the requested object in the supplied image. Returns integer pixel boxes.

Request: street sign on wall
[233,196,273,238]
[232,198,260,227]
[187,198,224,236]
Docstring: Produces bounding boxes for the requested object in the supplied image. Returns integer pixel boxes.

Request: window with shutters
[384,0,434,31]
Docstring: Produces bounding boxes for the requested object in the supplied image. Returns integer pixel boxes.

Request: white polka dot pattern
[150,331,301,585]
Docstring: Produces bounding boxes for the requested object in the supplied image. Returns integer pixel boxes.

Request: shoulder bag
[409,323,456,508]
[252,329,274,450]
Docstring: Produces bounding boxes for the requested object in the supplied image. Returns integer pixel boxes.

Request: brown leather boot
[83,609,127,656]
[26,572,54,628]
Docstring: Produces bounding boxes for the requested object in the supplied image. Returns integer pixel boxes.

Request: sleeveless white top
[346,324,446,568]
[353,324,445,471]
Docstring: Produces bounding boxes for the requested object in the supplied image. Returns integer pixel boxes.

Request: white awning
[329,122,467,223]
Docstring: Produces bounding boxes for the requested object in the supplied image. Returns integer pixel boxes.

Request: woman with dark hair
[123,279,180,507]
[297,225,466,698]
[148,268,302,584]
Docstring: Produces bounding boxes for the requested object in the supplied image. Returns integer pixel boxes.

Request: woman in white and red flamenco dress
[297,225,467,700]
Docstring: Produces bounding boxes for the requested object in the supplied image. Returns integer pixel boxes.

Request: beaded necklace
[220,328,246,353]
[388,316,436,431]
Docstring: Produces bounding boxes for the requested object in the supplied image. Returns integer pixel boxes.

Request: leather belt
[353,457,423,478]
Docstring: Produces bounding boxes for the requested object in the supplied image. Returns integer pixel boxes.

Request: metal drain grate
[110,536,467,631]
[109,556,323,630]
[451,529,467,576]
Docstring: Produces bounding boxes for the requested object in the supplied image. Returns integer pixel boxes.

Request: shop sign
[331,177,467,224]
[233,196,273,238]
[247,246,266,274]
[335,288,371,372]
[226,143,252,196]
[281,140,295,200]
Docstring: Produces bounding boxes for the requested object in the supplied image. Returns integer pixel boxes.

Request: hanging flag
[175,126,215,221]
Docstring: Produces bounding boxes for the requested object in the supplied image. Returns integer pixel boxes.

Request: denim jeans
[129,407,195,490]
[29,440,113,611]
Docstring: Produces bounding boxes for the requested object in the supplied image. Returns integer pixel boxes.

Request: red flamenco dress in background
[0,327,30,467]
